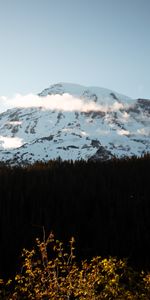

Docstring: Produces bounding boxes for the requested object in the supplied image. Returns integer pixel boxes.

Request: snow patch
[80,131,88,137]
[137,128,150,136]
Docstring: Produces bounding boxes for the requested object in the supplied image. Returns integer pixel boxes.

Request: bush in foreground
[0,233,150,299]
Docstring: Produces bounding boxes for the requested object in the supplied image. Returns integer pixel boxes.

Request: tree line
[0,154,150,278]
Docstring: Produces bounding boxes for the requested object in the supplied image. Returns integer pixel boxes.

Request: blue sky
[0,0,150,99]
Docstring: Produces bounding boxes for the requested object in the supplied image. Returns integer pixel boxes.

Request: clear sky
[0,0,150,99]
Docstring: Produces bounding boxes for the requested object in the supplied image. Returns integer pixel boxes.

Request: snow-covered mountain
[0,83,149,165]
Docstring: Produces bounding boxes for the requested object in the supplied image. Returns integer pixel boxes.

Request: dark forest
[0,154,150,278]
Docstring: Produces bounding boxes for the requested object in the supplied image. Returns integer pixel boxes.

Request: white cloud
[7,121,22,125]
[122,111,130,120]
[0,136,23,149]
[117,129,130,136]
[111,102,124,111]
[0,93,128,114]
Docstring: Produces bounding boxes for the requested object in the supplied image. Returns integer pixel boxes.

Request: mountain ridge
[0,83,149,165]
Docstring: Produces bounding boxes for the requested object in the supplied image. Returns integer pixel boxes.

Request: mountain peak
[39,82,133,105]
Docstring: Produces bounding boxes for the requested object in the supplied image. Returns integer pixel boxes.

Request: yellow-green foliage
[0,233,150,299]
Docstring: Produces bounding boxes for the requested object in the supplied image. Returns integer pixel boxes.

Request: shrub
[0,233,150,299]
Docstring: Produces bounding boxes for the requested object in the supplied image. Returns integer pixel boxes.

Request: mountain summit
[0,83,149,164]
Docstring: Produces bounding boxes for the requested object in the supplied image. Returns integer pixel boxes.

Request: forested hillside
[0,155,150,278]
